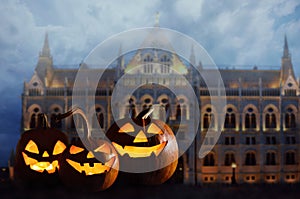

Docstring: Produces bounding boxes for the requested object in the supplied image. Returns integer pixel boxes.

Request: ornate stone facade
[22,31,300,185]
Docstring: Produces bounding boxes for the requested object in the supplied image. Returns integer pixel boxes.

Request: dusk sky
[0,0,300,166]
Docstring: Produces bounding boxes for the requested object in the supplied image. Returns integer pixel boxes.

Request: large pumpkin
[14,114,68,186]
[58,108,119,192]
[106,108,178,185]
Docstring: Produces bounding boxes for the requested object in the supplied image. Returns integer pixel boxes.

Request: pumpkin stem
[134,107,154,127]
[136,107,154,120]
[142,107,154,119]
[50,107,79,128]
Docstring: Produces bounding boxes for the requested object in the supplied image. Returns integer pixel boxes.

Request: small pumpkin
[58,108,119,192]
[14,113,68,186]
[106,108,178,185]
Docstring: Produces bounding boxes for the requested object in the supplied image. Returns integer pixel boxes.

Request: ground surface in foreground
[0,181,300,199]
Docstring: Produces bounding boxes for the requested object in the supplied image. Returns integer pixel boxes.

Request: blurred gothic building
[22,26,300,185]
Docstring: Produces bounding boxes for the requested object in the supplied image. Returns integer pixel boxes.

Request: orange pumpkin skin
[14,127,68,186]
[58,138,119,192]
[106,117,178,185]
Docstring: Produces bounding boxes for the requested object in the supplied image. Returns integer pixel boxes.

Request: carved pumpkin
[59,138,119,192]
[106,108,178,185]
[14,114,68,186]
[58,108,119,192]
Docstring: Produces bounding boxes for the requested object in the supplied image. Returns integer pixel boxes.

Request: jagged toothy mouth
[22,152,58,174]
[112,142,167,158]
[66,157,115,176]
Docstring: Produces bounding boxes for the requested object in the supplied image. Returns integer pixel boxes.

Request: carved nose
[42,151,49,157]
[87,151,95,159]
[133,130,148,143]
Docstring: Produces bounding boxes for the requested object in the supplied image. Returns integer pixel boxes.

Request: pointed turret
[118,44,125,69]
[281,34,295,85]
[40,32,51,57]
[35,32,54,85]
[188,45,196,81]
[116,44,125,78]
[189,45,196,67]
[283,34,290,58]
[198,61,203,71]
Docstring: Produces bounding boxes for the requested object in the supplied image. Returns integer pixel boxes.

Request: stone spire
[116,44,125,79]
[283,34,290,58]
[40,32,51,57]
[35,32,53,82]
[281,34,295,84]
[118,44,125,69]
[189,45,196,67]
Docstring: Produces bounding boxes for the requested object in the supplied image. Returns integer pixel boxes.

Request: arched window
[224,107,236,129]
[285,151,296,165]
[176,104,181,120]
[245,152,256,166]
[141,96,152,111]
[285,107,296,129]
[158,97,170,123]
[203,153,215,166]
[143,54,153,74]
[176,98,188,120]
[128,98,136,118]
[160,54,170,73]
[203,107,214,129]
[50,107,62,128]
[224,152,235,166]
[165,102,170,123]
[30,114,37,129]
[98,113,104,128]
[182,104,187,120]
[93,107,105,129]
[266,152,276,165]
[245,107,256,129]
[29,107,40,129]
[265,107,276,129]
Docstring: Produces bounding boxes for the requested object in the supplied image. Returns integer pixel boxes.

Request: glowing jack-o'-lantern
[22,139,66,173]
[66,144,115,175]
[14,114,68,186]
[106,108,178,185]
[59,138,119,192]
[58,108,119,192]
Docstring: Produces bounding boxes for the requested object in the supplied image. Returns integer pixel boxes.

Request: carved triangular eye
[70,145,84,154]
[118,123,134,133]
[53,140,66,155]
[25,140,39,154]
[94,143,111,154]
[147,123,163,135]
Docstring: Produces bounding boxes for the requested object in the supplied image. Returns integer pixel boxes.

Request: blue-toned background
[0,0,300,166]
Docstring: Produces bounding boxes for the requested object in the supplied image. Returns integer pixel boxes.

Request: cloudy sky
[0,0,300,166]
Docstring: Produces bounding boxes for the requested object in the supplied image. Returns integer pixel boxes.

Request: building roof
[46,65,282,89]
[48,68,116,88]
[219,69,280,88]
[30,33,297,90]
